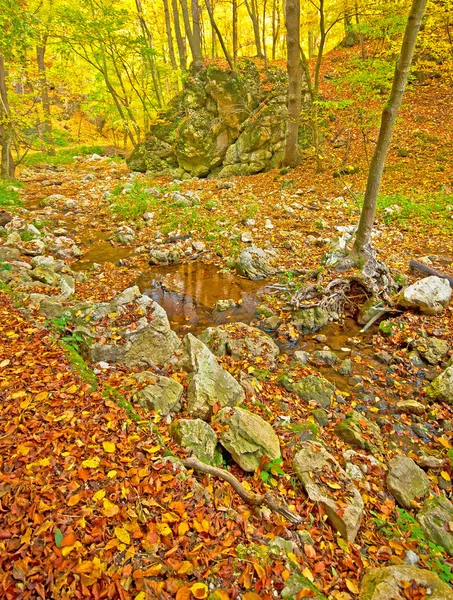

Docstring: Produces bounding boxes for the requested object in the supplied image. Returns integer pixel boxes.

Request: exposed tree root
[182,456,303,525]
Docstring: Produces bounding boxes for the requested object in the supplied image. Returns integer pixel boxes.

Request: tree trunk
[163,0,178,69]
[191,0,203,69]
[36,40,55,155]
[282,0,302,167]
[232,0,238,67]
[172,0,187,71]
[179,0,202,69]
[205,0,233,69]
[244,0,263,58]
[0,53,15,180]
[351,0,427,259]
[135,0,163,107]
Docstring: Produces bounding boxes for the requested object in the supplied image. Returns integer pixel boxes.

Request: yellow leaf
[66,385,78,394]
[135,593,147,600]
[301,567,314,582]
[337,537,350,553]
[190,583,208,599]
[156,523,171,536]
[93,490,106,501]
[67,493,83,506]
[38,457,50,467]
[61,545,76,557]
[114,527,131,544]
[162,512,179,523]
[107,470,117,478]
[327,482,341,490]
[441,471,451,482]
[178,521,189,536]
[0,359,10,367]
[20,397,31,410]
[438,436,451,449]
[345,578,360,594]
[177,561,193,575]
[82,457,100,469]
[103,441,116,453]
[243,594,262,600]
[102,498,120,517]
[35,391,48,402]
[253,563,266,579]
[11,391,26,399]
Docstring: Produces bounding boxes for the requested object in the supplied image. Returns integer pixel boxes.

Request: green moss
[60,341,98,391]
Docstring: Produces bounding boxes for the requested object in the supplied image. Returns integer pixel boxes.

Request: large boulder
[281,373,336,409]
[198,322,280,366]
[426,366,453,404]
[418,495,453,556]
[386,455,430,508]
[294,442,364,542]
[234,246,277,280]
[213,406,281,472]
[291,307,329,334]
[398,276,452,315]
[359,565,453,600]
[131,372,183,416]
[179,334,244,420]
[170,419,220,466]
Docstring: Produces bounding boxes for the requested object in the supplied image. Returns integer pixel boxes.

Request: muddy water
[137,262,266,334]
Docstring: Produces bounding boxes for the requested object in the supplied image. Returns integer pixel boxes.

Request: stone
[335,411,382,451]
[241,231,253,243]
[234,246,277,280]
[359,565,453,600]
[59,274,75,299]
[265,219,274,230]
[0,210,13,227]
[112,285,141,307]
[358,297,385,325]
[131,373,183,416]
[417,495,453,555]
[294,350,310,365]
[143,211,154,221]
[261,315,281,331]
[199,322,279,365]
[417,337,449,365]
[41,193,66,207]
[29,266,59,286]
[170,419,219,465]
[312,408,329,427]
[338,358,352,375]
[294,441,364,542]
[214,298,237,311]
[50,237,81,259]
[38,297,67,318]
[31,255,63,271]
[115,225,135,244]
[213,406,280,472]
[292,306,329,334]
[312,350,338,365]
[396,400,425,416]
[398,276,452,315]
[386,455,430,508]
[0,246,20,261]
[281,374,336,409]
[192,241,205,252]
[20,239,46,256]
[426,366,453,404]
[416,455,444,469]
[149,248,171,265]
[282,574,324,599]
[180,334,244,420]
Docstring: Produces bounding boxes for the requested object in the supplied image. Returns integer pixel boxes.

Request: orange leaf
[61,532,77,548]
[67,493,83,507]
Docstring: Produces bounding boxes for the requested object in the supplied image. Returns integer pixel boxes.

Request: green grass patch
[22,145,105,167]
[376,191,453,230]
[60,341,98,391]
[0,180,23,207]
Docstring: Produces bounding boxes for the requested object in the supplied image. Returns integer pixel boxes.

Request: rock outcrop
[359,565,453,600]
[127,60,311,179]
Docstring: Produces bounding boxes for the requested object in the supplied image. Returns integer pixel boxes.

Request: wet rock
[199,322,279,365]
[114,225,135,244]
[149,248,171,265]
[312,408,329,427]
[180,334,244,420]
[20,239,46,256]
[0,247,20,261]
[396,399,425,415]
[281,374,336,409]
[375,350,392,364]
[234,246,277,280]
[417,495,453,555]
[261,315,281,331]
[131,372,183,416]
[335,411,382,451]
[416,336,449,365]
[312,349,338,365]
[29,266,60,286]
[214,298,237,311]
[294,441,364,542]
[294,350,310,365]
[292,307,329,334]
[338,358,352,375]
[398,276,452,315]
[426,366,453,404]
[386,455,430,508]
[359,565,453,600]
[416,455,444,469]
[170,419,219,465]
[213,406,280,472]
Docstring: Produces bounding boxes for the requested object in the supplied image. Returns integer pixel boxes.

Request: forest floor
[1,46,453,599]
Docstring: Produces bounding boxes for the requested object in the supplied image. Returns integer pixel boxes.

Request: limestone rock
[426,366,453,404]
[20,239,46,256]
[198,322,279,365]
[359,565,453,600]
[131,373,183,416]
[213,406,280,472]
[0,246,20,261]
[292,306,329,334]
[398,276,452,315]
[312,350,338,365]
[418,495,453,555]
[29,266,59,286]
[170,419,219,465]
[335,411,382,452]
[417,337,449,365]
[294,441,364,542]
[281,374,336,409]
[396,400,425,416]
[115,225,135,244]
[180,334,244,420]
[234,246,277,280]
[386,455,430,508]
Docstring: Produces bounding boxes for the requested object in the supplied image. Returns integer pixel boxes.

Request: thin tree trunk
[36,40,54,155]
[282,0,302,167]
[262,0,268,67]
[163,0,178,69]
[172,0,187,71]
[191,0,203,68]
[0,53,15,179]
[232,0,238,67]
[351,0,427,258]
[135,0,163,107]
[244,0,263,58]
[272,0,278,59]
[205,0,234,69]
[179,0,202,69]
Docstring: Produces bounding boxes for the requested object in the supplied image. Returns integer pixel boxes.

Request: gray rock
[417,336,449,365]
[31,255,63,271]
[398,276,452,315]
[171,418,219,465]
[0,246,20,261]
[335,411,382,452]
[180,334,244,420]
[418,495,453,555]
[261,315,281,331]
[149,248,171,265]
[338,358,352,375]
[294,441,364,542]
[294,350,310,365]
[292,306,329,334]
[29,266,59,286]
[282,574,324,599]
[38,297,67,318]
[359,565,453,600]
[234,246,277,280]
[213,406,280,472]
[416,455,444,469]
[20,239,46,256]
[115,225,135,244]
[396,400,425,416]
[59,274,75,299]
[386,455,430,508]
[214,298,237,311]
[426,366,453,404]
[132,373,183,416]
[281,373,336,408]
[112,285,141,307]
[312,350,338,365]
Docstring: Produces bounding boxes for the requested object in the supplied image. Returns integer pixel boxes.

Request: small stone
[170,419,219,465]
[312,408,329,427]
[416,455,444,469]
[192,241,205,252]
[338,358,352,375]
[398,276,452,315]
[265,219,274,229]
[417,495,453,555]
[396,400,425,416]
[241,231,253,243]
[386,455,430,508]
[312,350,338,365]
[294,350,310,365]
[143,211,154,221]
[403,550,420,566]
[214,298,237,311]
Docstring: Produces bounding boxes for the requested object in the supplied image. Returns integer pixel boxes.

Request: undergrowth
[22,145,106,167]
[375,191,453,231]
[0,180,24,207]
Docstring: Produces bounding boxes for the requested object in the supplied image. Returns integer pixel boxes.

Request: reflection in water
[72,241,133,271]
[137,262,266,334]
